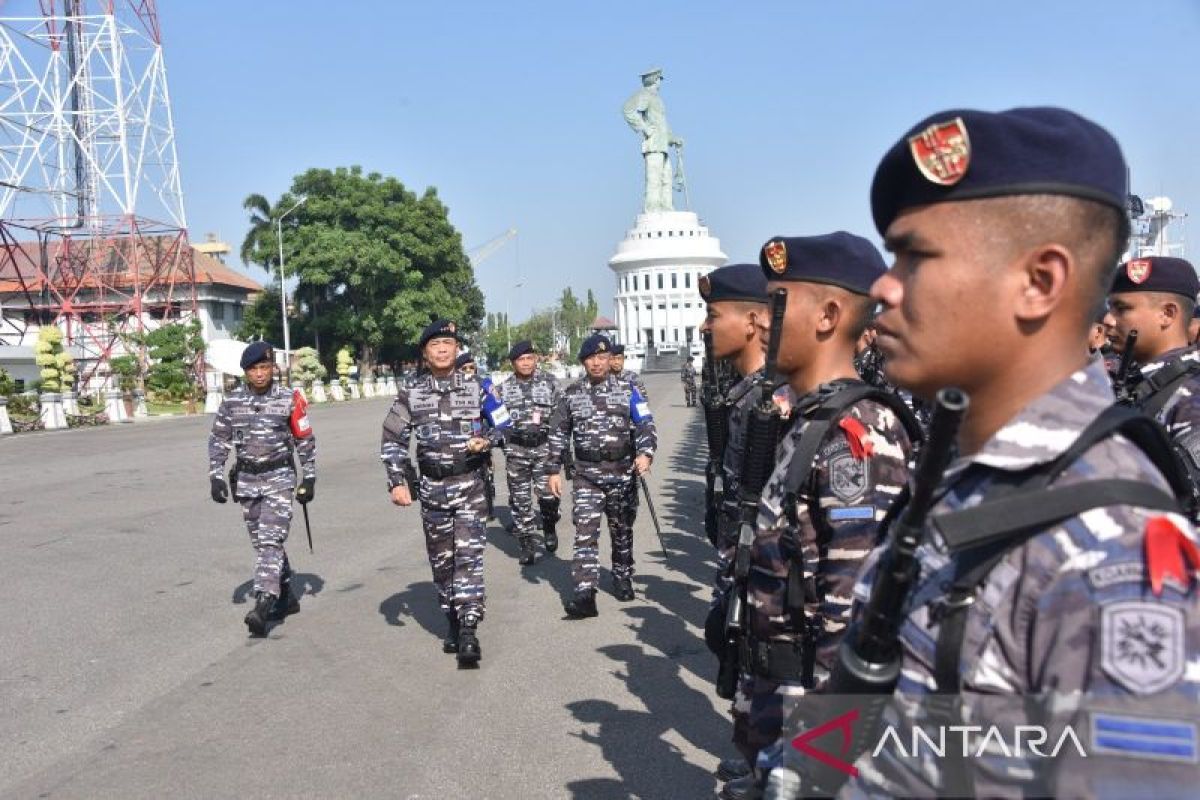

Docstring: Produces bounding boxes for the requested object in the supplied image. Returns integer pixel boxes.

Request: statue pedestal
[39,393,67,430]
[349,382,361,400]
[362,380,375,398]
[104,390,130,423]
[330,382,345,402]
[204,370,224,413]
[375,377,388,396]
[312,381,328,403]
[608,211,726,369]
[385,376,398,394]
[61,391,80,416]
[0,397,12,435]
[133,391,148,418]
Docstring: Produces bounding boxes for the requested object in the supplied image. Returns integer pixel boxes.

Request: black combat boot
[244,591,277,637]
[443,612,461,654]
[717,758,752,782]
[719,773,760,800]
[518,536,537,565]
[613,577,635,602]
[456,615,481,667]
[539,498,559,553]
[270,576,300,620]
[563,591,598,619]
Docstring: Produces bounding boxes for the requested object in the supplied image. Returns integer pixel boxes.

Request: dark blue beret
[418,319,460,350]
[507,340,535,360]
[455,352,476,368]
[870,107,1127,235]
[699,263,768,304]
[759,232,885,295]
[610,343,626,356]
[240,341,274,370]
[1110,256,1199,300]
[578,334,612,361]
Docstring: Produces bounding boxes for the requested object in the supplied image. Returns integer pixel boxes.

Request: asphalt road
[0,372,735,799]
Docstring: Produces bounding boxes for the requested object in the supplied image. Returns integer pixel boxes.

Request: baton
[638,474,669,558]
[301,502,314,553]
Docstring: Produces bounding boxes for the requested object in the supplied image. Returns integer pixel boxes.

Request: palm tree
[240,193,277,275]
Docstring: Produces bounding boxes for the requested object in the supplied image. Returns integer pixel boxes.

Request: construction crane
[468,228,518,267]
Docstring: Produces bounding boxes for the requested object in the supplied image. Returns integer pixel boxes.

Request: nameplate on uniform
[410,392,439,413]
[570,395,595,419]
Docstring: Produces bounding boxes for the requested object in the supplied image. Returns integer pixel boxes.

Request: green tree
[240,193,279,272]
[34,327,67,392]
[292,346,327,386]
[108,355,140,393]
[335,347,355,388]
[144,320,205,400]
[236,288,284,344]
[0,366,14,396]
[247,167,484,374]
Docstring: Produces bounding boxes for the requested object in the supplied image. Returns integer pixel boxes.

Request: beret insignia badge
[446,321,456,333]
[764,240,788,275]
[598,341,607,352]
[908,117,970,186]
[1126,259,1152,284]
[698,274,711,298]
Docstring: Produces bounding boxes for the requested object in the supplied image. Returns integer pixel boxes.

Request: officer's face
[1105,292,1167,360]
[759,282,824,377]
[610,355,625,372]
[872,204,1001,399]
[424,337,458,373]
[512,354,537,378]
[584,353,611,381]
[244,361,273,392]
[704,301,761,360]
[461,363,477,378]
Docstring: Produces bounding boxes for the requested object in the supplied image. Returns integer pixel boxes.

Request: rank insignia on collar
[1127,259,1152,284]
[698,274,711,298]
[908,117,970,186]
[764,240,788,275]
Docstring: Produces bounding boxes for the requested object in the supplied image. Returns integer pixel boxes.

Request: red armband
[838,416,874,460]
[290,389,313,438]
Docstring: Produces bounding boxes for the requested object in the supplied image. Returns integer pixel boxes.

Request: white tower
[608,211,726,367]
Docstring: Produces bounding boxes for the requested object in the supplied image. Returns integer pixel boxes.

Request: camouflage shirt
[547,374,657,476]
[722,370,766,515]
[842,360,1200,798]
[1133,345,1200,465]
[207,382,316,493]
[498,373,560,451]
[380,370,511,491]
[616,368,649,402]
[750,380,914,682]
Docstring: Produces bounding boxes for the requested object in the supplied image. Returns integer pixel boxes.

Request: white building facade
[608,211,726,353]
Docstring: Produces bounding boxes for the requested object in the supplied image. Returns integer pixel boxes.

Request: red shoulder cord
[290,389,313,438]
[838,417,874,460]
[1145,516,1200,596]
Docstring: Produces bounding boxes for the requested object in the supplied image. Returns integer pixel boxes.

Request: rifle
[1114,329,1139,404]
[716,287,789,700]
[766,386,968,798]
[701,329,728,546]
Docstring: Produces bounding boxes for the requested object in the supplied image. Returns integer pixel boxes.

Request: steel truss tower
[0,0,194,387]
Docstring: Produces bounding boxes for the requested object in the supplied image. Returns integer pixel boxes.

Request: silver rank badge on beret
[909,117,970,186]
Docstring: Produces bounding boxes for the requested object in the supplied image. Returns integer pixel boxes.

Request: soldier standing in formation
[208,341,317,637]
[1105,256,1200,505]
[498,339,562,564]
[455,351,498,520]
[547,334,657,618]
[609,343,649,400]
[720,235,919,799]
[694,263,770,785]
[380,320,511,667]
[681,357,698,407]
[764,107,1200,797]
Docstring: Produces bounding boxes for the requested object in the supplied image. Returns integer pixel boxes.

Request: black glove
[296,476,316,504]
[210,476,228,504]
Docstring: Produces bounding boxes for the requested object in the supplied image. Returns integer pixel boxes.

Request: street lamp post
[276,195,307,382]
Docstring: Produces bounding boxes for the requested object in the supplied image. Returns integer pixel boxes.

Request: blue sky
[157,0,1200,323]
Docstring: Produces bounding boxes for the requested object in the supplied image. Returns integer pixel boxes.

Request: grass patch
[146,400,192,416]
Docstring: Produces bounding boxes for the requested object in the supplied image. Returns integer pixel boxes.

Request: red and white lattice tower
[0,0,195,388]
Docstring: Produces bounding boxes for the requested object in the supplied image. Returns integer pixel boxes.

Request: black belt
[507,430,548,447]
[236,456,294,475]
[740,637,810,683]
[419,456,485,479]
[575,446,632,463]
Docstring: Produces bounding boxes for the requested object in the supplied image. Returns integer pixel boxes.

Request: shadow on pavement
[378,580,445,642]
[232,572,325,605]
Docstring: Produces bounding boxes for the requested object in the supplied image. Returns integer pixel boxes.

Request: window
[671,273,677,289]
[233,304,244,321]
[657,274,663,290]
[685,273,691,289]
[210,301,225,320]
[671,302,679,309]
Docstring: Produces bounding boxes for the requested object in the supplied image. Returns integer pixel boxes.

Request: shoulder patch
[1100,601,1185,695]
[828,450,869,503]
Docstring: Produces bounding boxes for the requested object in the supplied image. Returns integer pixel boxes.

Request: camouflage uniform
[617,367,649,402]
[681,360,698,407]
[613,367,650,525]
[208,383,316,597]
[548,373,657,597]
[1129,346,1200,491]
[734,381,914,768]
[499,372,561,549]
[841,361,1200,798]
[380,370,510,623]
[714,369,765,597]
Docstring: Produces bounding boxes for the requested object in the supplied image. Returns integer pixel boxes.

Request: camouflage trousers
[684,382,697,406]
[239,491,292,597]
[504,445,560,543]
[712,504,741,601]
[733,673,807,767]
[570,469,635,595]
[418,472,488,622]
